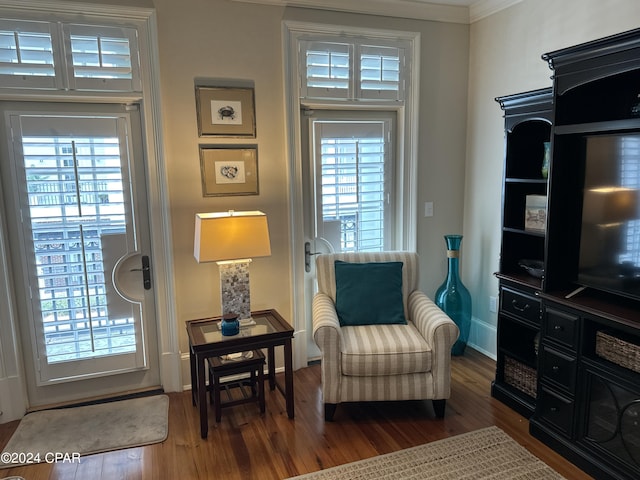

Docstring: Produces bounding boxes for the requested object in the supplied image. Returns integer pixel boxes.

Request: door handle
[305,242,320,273]
[130,255,152,290]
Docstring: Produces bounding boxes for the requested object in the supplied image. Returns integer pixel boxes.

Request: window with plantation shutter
[299,36,406,102]
[0,19,62,89]
[64,24,141,92]
[0,19,141,92]
[359,45,403,100]
[312,117,393,253]
[302,41,351,99]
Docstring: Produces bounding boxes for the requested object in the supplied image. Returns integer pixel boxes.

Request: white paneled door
[302,110,396,358]
[0,103,159,407]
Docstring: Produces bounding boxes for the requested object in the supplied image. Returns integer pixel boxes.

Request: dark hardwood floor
[0,348,592,479]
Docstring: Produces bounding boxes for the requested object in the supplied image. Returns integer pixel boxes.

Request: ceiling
[229,0,522,24]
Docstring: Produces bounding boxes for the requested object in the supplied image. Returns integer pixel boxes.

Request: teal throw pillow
[334,261,406,326]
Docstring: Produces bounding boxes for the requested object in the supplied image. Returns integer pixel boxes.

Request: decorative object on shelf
[518,259,545,278]
[194,210,271,319]
[220,313,240,336]
[195,86,256,137]
[541,141,551,179]
[524,194,547,232]
[435,234,472,356]
[199,145,259,197]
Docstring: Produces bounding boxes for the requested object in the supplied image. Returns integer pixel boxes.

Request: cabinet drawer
[501,288,541,325]
[538,388,574,435]
[544,307,578,349]
[540,346,576,392]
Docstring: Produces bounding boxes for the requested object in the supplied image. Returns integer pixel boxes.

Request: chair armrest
[408,290,460,398]
[312,292,343,404]
[312,292,342,352]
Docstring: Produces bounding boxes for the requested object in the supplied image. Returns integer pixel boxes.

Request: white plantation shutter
[64,24,141,92]
[0,19,141,92]
[358,45,403,100]
[316,121,391,252]
[299,36,406,102]
[302,41,351,99]
[0,19,63,89]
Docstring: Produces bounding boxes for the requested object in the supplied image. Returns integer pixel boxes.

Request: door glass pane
[24,135,135,363]
[314,120,390,252]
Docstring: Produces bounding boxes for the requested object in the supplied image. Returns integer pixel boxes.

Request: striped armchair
[312,251,459,421]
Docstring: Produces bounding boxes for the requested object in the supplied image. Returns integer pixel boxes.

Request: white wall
[464,0,640,356]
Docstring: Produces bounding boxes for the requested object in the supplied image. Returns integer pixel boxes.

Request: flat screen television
[578,132,640,300]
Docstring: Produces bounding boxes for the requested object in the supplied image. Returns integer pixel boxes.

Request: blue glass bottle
[435,234,472,356]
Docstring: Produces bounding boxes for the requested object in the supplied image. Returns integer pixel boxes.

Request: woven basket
[595,331,640,374]
[504,356,537,398]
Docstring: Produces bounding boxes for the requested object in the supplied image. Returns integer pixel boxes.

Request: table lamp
[194,210,271,320]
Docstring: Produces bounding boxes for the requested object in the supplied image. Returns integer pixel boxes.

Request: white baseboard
[0,376,26,423]
[467,316,497,360]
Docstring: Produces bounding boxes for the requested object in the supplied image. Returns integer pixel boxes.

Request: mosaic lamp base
[217,259,252,320]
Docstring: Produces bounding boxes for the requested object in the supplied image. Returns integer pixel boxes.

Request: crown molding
[232,0,468,24]
[0,0,154,20]
[230,0,522,24]
[470,0,522,23]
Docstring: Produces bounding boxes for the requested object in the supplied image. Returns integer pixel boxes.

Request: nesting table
[186,309,295,438]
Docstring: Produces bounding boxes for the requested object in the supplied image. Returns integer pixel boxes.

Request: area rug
[0,394,169,468]
[287,426,566,479]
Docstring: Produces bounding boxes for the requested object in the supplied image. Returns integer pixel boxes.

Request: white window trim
[283,20,420,368]
[0,0,179,422]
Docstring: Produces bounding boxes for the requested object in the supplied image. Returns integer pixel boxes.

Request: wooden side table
[186,309,295,438]
[208,349,265,422]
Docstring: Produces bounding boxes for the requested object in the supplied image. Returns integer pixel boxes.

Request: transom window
[0,19,140,91]
[300,38,406,101]
[0,20,55,76]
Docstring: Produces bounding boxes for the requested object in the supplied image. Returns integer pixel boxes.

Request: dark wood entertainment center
[493,29,640,480]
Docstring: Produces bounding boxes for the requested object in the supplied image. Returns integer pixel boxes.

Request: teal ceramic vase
[541,141,551,179]
[221,313,240,336]
[435,234,472,356]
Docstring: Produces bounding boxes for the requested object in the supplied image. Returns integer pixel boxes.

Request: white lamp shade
[194,210,271,263]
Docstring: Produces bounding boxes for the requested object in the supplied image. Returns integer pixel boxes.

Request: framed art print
[199,146,259,196]
[196,86,256,137]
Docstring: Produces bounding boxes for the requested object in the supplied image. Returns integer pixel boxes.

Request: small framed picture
[195,86,256,137]
[199,146,259,196]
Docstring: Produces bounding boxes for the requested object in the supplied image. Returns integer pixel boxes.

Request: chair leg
[432,399,446,418]
[324,403,337,421]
